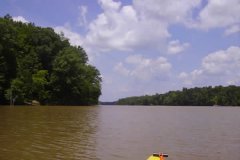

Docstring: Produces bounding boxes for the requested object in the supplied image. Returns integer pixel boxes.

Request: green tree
[0,15,102,105]
[32,70,49,104]
[5,78,25,104]
[117,86,240,106]
[50,47,101,105]
[0,46,7,103]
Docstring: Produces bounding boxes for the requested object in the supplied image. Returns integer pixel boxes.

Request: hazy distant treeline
[117,86,240,106]
[0,15,101,105]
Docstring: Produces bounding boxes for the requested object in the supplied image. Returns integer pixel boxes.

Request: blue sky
[1,0,240,101]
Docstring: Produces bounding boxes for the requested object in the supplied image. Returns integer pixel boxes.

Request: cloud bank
[55,0,240,55]
[179,46,240,86]
[114,55,172,81]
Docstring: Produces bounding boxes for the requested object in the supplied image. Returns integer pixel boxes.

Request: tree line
[117,85,240,106]
[0,15,101,105]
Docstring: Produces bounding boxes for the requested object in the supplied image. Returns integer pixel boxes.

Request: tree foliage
[0,15,101,105]
[117,86,240,106]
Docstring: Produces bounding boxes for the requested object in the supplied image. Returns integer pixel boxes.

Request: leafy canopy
[0,15,101,105]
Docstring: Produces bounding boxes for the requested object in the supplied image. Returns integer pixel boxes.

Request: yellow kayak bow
[147,153,168,160]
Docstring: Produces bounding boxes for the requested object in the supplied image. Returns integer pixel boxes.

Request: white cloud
[178,72,193,85]
[99,0,122,11]
[114,62,130,76]
[12,16,29,23]
[115,55,172,81]
[78,5,88,27]
[84,0,171,53]
[55,0,240,56]
[227,76,240,85]
[84,0,240,54]
[190,0,240,30]
[54,24,83,46]
[179,46,240,86]
[53,0,240,57]
[133,0,201,24]
[125,54,145,64]
[202,46,240,75]
[167,40,190,54]
[224,25,240,36]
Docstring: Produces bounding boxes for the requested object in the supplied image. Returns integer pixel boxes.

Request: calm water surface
[0,105,239,160]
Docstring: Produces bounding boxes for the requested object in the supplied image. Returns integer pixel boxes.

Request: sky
[1,0,240,101]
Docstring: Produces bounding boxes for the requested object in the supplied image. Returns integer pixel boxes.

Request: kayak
[147,155,164,160]
[147,153,168,160]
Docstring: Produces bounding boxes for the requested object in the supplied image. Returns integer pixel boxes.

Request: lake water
[0,105,239,160]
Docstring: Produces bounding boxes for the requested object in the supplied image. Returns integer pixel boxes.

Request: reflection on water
[0,106,240,160]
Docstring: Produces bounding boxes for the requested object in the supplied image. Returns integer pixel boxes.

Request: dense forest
[117,86,240,106]
[0,15,101,105]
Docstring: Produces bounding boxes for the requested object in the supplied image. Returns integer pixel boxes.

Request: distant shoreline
[116,85,240,106]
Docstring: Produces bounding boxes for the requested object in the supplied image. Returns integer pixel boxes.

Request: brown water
[0,105,239,160]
